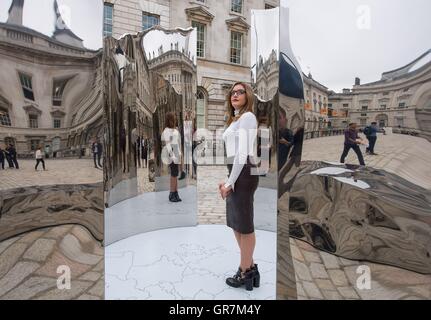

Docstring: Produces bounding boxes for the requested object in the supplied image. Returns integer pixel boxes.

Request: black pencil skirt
[226,157,259,234]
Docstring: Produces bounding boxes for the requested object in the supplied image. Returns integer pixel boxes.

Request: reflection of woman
[162,112,182,203]
[219,82,260,291]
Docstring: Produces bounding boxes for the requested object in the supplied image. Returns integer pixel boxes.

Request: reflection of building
[104,0,279,130]
[303,73,330,132]
[255,50,279,101]
[0,1,103,157]
[329,50,431,140]
[104,27,196,206]
[147,39,197,117]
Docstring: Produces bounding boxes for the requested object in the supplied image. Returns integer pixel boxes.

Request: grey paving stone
[309,263,329,279]
[1,276,57,300]
[328,269,349,287]
[23,239,57,262]
[302,281,324,300]
[0,243,28,278]
[0,261,40,297]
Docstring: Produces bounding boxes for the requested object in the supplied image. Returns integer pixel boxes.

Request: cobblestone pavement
[0,225,104,300]
[0,158,102,190]
[290,238,431,300]
[302,133,431,189]
[197,165,228,225]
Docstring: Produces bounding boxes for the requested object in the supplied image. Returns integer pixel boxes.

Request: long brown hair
[226,82,254,126]
[165,112,176,129]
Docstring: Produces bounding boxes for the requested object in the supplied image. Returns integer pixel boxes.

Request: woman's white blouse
[222,112,257,190]
[162,127,182,162]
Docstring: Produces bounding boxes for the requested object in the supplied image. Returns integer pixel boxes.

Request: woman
[219,82,260,291]
[162,112,182,203]
[35,146,46,171]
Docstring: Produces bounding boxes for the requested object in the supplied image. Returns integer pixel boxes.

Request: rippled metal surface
[288,161,431,274]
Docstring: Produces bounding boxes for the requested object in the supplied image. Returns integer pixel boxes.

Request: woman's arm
[224,113,257,191]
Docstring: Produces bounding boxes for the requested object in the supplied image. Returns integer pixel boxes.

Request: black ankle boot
[174,191,182,202]
[251,264,260,288]
[226,267,256,291]
[169,192,178,202]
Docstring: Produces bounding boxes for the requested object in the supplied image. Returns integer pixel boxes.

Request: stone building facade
[328,50,431,139]
[303,73,330,133]
[0,0,103,157]
[104,0,279,131]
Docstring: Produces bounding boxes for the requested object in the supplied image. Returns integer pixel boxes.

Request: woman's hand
[218,182,232,200]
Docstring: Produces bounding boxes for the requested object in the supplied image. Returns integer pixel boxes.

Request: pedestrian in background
[35,146,46,171]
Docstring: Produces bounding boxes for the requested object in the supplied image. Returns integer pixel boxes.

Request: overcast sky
[0,0,102,50]
[287,0,431,92]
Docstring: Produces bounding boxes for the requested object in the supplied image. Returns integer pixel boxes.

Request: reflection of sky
[285,0,431,92]
[311,167,354,175]
[334,177,370,189]
[251,8,279,82]
[142,28,197,65]
[0,0,102,50]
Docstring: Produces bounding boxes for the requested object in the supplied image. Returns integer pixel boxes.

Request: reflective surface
[289,161,431,274]
[277,0,305,300]
[104,26,197,245]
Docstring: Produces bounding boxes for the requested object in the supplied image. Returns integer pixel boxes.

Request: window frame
[19,72,35,101]
[230,31,243,65]
[142,11,160,31]
[192,21,206,58]
[29,114,38,128]
[103,3,113,37]
[231,0,243,14]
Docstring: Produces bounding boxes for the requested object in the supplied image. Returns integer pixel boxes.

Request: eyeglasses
[230,89,246,97]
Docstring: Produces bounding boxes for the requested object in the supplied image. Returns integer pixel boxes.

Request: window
[0,107,11,126]
[343,103,349,108]
[53,118,61,128]
[399,102,406,108]
[52,79,69,106]
[192,21,205,58]
[142,12,160,30]
[380,105,387,110]
[396,118,404,127]
[29,114,38,128]
[231,0,243,14]
[361,105,368,111]
[197,89,206,128]
[265,3,275,9]
[103,3,113,37]
[361,113,367,117]
[360,119,367,126]
[30,139,40,151]
[19,73,34,100]
[230,31,242,64]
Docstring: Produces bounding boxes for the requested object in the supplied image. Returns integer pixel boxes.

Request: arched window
[196,88,207,129]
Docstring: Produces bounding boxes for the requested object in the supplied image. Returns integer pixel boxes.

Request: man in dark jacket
[340,123,365,166]
[0,145,5,170]
[7,144,19,169]
[92,139,103,168]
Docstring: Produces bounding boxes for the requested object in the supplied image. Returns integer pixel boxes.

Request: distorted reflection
[104,26,197,244]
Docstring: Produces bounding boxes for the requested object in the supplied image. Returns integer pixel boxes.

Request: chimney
[7,0,24,26]
[355,77,361,86]
[342,88,351,94]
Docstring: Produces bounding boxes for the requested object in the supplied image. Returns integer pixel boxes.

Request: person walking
[340,122,365,166]
[92,139,103,169]
[367,122,378,155]
[219,82,260,291]
[35,146,46,171]
[8,144,19,169]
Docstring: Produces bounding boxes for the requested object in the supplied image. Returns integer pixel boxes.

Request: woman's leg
[170,176,175,192]
[233,230,241,249]
[239,232,256,272]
